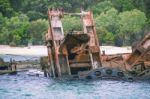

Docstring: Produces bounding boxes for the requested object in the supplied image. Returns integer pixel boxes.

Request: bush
[9,41,16,47]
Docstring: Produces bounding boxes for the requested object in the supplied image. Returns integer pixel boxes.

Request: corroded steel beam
[125,33,150,70]
[81,9,102,66]
[46,8,65,77]
[45,8,102,77]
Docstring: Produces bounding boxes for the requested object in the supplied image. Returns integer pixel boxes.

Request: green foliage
[118,9,147,45]
[0,13,6,30]
[96,8,119,30]
[95,7,146,45]
[62,16,82,34]
[104,32,115,41]
[26,19,48,45]
[0,0,149,46]
[27,11,45,21]
[95,8,119,44]
[0,0,15,17]
[118,9,147,33]
[110,0,135,11]
[0,14,29,45]
[91,1,113,14]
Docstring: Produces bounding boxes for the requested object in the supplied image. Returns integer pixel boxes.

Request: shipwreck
[43,8,150,80]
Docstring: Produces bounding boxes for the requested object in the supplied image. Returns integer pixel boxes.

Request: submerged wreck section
[0,58,17,75]
[125,33,150,71]
[45,8,102,77]
[125,33,150,79]
[44,8,150,80]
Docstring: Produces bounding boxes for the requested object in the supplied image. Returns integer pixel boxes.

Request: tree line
[0,0,150,46]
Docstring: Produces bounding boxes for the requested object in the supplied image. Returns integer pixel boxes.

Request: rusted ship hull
[43,8,150,80]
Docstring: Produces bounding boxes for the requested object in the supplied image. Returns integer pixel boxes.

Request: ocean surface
[0,55,150,99]
[0,72,150,99]
[0,54,40,62]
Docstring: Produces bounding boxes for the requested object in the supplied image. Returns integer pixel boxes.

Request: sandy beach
[0,45,132,56]
[0,45,48,56]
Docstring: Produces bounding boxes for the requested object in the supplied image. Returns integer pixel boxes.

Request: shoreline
[0,45,132,56]
[0,45,48,56]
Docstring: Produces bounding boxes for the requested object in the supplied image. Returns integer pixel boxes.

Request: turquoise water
[0,73,150,99]
[0,55,150,99]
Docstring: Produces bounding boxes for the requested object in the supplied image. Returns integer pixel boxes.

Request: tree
[91,1,113,14]
[0,13,6,31]
[0,14,29,45]
[0,0,15,17]
[95,8,119,44]
[118,9,147,45]
[62,16,82,34]
[0,0,149,46]
[26,19,48,45]
[110,0,135,12]
[103,32,115,44]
